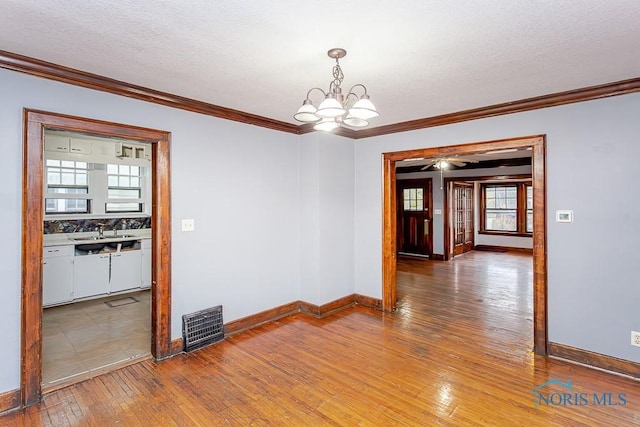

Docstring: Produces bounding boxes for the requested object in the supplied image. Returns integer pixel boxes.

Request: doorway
[382,135,547,355]
[452,181,474,256]
[22,110,172,406]
[396,179,433,257]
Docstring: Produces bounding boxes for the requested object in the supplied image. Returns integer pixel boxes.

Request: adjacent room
[1,1,639,425]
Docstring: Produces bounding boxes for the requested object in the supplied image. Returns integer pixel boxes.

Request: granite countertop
[44,229,152,247]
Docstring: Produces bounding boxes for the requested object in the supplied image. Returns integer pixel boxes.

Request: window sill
[478,231,532,238]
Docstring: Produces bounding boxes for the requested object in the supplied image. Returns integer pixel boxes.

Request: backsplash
[44,217,151,234]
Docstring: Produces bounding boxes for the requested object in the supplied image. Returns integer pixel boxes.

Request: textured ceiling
[2,1,640,128]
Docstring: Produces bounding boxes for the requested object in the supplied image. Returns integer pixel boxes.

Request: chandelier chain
[332,59,344,89]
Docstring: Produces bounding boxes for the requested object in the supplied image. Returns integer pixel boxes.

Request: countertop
[44,229,152,247]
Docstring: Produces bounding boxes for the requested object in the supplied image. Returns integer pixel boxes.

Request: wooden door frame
[446,181,475,259]
[382,135,547,355]
[396,178,433,257]
[22,109,172,406]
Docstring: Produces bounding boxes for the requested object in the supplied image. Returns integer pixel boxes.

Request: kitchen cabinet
[44,135,70,153]
[141,239,151,289]
[110,250,142,293]
[74,253,110,299]
[69,138,93,154]
[43,245,74,306]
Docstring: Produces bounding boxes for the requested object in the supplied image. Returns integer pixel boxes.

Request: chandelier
[293,48,379,131]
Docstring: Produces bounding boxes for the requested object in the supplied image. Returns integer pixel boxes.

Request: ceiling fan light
[313,118,340,132]
[349,95,379,119]
[316,96,346,118]
[293,100,321,122]
[343,115,369,128]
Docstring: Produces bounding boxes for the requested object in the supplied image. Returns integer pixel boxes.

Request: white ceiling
[2,1,640,129]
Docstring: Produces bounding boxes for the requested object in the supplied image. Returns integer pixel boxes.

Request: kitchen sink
[72,236,107,241]
[75,243,106,252]
[107,239,137,248]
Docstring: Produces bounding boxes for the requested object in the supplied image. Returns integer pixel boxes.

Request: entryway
[21,110,172,406]
[382,134,547,355]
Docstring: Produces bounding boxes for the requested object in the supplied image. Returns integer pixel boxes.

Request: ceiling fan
[418,157,479,171]
[413,156,480,189]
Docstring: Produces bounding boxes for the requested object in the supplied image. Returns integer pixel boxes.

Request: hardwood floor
[3,251,640,425]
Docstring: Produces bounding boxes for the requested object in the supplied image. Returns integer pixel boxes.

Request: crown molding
[0,50,299,134]
[352,77,640,139]
[2,50,640,139]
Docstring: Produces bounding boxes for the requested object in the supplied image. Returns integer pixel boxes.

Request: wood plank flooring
[3,251,640,425]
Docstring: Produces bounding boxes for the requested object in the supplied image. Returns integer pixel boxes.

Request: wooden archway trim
[21,110,172,406]
[382,135,547,355]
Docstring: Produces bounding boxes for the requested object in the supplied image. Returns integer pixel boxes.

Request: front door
[397,179,432,256]
[453,182,474,256]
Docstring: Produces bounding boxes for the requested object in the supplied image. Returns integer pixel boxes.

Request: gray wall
[355,93,640,364]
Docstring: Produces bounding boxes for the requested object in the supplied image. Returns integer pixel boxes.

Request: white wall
[398,165,533,253]
[0,68,303,393]
[355,93,640,364]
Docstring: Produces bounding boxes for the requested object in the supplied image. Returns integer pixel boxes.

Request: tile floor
[42,290,151,388]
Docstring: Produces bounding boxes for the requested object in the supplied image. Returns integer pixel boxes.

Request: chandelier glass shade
[294,48,379,131]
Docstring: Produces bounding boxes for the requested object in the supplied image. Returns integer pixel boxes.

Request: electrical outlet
[631,331,640,347]
[181,219,195,232]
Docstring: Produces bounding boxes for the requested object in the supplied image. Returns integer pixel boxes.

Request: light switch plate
[434,209,442,215]
[181,219,195,232]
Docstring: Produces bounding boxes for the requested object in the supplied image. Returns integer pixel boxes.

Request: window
[403,188,423,211]
[45,160,90,214]
[106,164,143,213]
[480,182,532,235]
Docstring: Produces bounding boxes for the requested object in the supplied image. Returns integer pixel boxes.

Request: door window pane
[403,188,423,212]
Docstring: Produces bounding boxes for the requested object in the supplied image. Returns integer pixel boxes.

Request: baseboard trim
[354,294,383,310]
[0,388,20,415]
[299,294,357,318]
[549,342,640,379]
[170,338,184,356]
[474,245,533,254]
[223,294,383,336]
[224,301,300,336]
[430,254,446,261]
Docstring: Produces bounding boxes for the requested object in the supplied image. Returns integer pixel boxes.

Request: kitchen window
[106,164,144,213]
[45,160,90,214]
[480,182,532,236]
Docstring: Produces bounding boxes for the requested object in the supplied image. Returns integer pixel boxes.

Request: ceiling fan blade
[449,161,467,168]
[450,157,479,163]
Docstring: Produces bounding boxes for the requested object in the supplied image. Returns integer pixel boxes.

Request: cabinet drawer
[43,245,74,258]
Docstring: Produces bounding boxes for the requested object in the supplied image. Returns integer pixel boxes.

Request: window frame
[44,159,91,215]
[479,181,533,237]
[106,164,144,213]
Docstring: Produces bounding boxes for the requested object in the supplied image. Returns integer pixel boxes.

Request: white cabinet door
[110,251,142,293]
[74,253,110,299]
[43,256,73,306]
[44,135,69,153]
[69,138,93,154]
[141,239,151,289]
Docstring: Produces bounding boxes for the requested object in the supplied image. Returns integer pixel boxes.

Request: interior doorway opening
[382,135,547,355]
[22,110,172,406]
